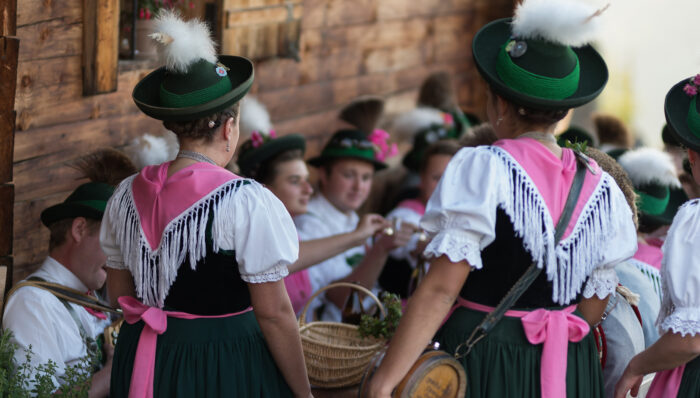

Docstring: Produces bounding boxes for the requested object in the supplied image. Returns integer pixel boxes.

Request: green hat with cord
[664,75,700,154]
[618,147,684,228]
[238,133,306,179]
[307,129,388,170]
[40,182,115,227]
[132,12,253,122]
[472,0,609,111]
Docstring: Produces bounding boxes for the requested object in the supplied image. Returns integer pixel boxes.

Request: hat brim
[664,79,700,153]
[132,55,254,122]
[40,203,104,228]
[640,186,688,227]
[238,135,306,176]
[472,19,608,111]
[307,154,387,171]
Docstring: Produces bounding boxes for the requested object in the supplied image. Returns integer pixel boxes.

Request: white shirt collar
[31,257,88,292]
[309,193,359,233]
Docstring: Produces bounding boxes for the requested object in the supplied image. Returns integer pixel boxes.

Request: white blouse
[657,199,700,336]
[420,146,637,305]
[101,177,297,307]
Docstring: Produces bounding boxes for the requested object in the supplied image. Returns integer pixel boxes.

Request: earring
[226,140,230,152]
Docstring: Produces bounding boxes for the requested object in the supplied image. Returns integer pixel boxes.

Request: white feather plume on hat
[511,0,608,47]
[239,96,273,139]
[618,147,681,189]
[124,132,179,170]
[391,107,445,141]
[150,10,217,74]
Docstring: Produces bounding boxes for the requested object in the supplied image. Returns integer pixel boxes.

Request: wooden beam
[82,0,118,95]
[0,0,16,36]
[0,185,13,256]
[0,36,18,183]
[0,255,12,315]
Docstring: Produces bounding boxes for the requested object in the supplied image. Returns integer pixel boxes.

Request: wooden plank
[324,0,376,27]
[13,153,86,202]
[14,112,160,162]
[17,18,81,61]
[362,44,431,74]
[256,80,334,120]
[226,3,301,27]
[1,0,16,36]
[0,256,12,314]
[16,0,80,27]
[82,0,118,95]
[0,185,13,256]
[0,37,18,183]
[321,18,431,52]
[16,55,81,94]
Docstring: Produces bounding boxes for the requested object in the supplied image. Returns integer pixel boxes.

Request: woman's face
[419,154,452,204]
[267,159,313,217]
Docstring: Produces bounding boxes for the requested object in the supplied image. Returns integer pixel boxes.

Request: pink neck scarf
[494,138,602,239]
[457,298,590,398]
[633,242,664,271]
[131,162,240,250]
[118,296,252,398]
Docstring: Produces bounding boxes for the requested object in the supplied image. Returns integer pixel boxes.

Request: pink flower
[369,129,398,161]
[189,1,195,9]
[139,8,145,19]
[442,113,454,126]
[693,74,700,86]
[269,129,277,138]
[145,9,152,20]
[684,84,698,97]
[251,131,264,148]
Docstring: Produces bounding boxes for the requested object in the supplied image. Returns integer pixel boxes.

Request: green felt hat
[133,56,253,122]
[472,18,608,111]
[403,123,459,172]
[307,129,387,170]
[237,134,306,178]
[40,182,115,227]
[557,126,595,147]
[664,76,700,153]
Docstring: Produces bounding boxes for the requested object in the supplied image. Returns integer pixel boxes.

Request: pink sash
[118,296,253,398]
[284,270,312,314]
[455,298,590,398]
[645,365,685,398]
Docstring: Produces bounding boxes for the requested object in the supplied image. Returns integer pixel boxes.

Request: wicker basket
[299,282,386,388]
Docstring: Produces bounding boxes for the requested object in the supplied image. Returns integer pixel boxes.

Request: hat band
[72,199,108,212]
[495,44,580,100]
[685,97,700,139]
[637,188,670,216]
[160,77,233,108]
[321,147,376,161]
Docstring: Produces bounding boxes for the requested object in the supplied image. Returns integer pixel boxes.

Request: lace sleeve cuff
[105,256,126,270]
[583,267,618,299]
[241,262,290,284]
[660,307,700,337]
[423,229,483,269]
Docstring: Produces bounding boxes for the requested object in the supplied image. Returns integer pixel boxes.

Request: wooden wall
[12,0,514,281]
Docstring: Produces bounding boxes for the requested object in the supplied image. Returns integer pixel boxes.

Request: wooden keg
[358,344,467,398]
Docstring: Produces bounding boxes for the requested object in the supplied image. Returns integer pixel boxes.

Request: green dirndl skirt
[434,306,604,398]
[110,310,293,398]
[677,355,700,397]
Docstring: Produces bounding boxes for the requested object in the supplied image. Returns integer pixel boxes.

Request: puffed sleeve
[582,174,638,299]
[213,181,297,283]
[100,200,126,270]
[657,199,700,336]
[420,147,506,269]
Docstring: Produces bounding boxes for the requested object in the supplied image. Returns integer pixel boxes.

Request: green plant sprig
[358,292,403,340]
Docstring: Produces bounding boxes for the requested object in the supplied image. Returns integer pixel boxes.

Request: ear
[70,217,88,243]
[222,117,237,142]
[495,95,511,119]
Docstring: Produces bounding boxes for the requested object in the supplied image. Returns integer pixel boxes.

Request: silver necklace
[519,131,557,144]
[176,150,218,165]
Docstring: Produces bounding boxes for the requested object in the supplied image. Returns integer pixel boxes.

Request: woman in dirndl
[365,1,638,397]
[100,13,312,397]
[614,75,700,398]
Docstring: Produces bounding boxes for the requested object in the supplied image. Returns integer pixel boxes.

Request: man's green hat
[238,133,306,179]
[664,75,700,153]
[40,182,115,227]
[472,0,608,111]
[132,13,253,121]
[307,129,387,170]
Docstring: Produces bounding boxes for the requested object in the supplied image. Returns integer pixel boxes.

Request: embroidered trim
[106,256,126,270]
[106,176,251,308]
[583,267,619,299]
[241,263,289,284]
[628,258,663,299]
[424,228,483,268]
[488,146,625,304]
[659,307,700,337]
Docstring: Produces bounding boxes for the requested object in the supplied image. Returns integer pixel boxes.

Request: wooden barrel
[358,345,466,398]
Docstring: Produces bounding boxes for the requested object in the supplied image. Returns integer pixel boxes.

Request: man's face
[73,219,108,291]
[319,159,374,213]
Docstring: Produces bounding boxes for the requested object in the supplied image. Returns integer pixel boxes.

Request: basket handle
[298,282,386,326]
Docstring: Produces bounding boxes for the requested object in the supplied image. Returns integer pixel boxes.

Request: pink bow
[521,307,590,398]
[118,296,252,398]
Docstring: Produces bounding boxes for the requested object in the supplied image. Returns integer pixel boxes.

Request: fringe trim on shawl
[488,146,623,305]
[106,175,249,307]
[629,258,663,299]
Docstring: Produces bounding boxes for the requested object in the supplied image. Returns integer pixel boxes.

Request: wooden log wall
[12,0,514,281]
